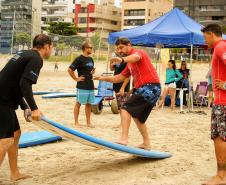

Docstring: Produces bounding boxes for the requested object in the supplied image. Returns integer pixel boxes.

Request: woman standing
[157,60,183,110]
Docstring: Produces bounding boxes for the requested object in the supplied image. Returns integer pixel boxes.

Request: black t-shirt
[69,55,94,90]
[113,63,130,93]
[0,50,43,109]
[179,69,190,79]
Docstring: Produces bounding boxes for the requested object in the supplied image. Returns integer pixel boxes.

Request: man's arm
[109,63,115,71]
[94,74,126,84]
[20,78,38,111]
[119,77,130,95]
[110,53,141,65]
[67,68,85,82]
[19,98,29,110]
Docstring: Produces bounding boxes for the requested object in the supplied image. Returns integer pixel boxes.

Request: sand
[0,58,215,185]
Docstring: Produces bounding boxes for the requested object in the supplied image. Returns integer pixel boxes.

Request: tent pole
[189,44,193,111]
[106,43,110,73]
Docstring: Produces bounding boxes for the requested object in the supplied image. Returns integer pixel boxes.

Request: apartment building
[41,0,72,29]
[122,0,173,30]
[0,0,42,53]
[174,0,226,26]
[68,0,121,38]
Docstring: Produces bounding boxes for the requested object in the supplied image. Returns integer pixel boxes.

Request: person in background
[110,50,130,128]
[206,68,213,109]
[68,41,95,128]
[176,61,190,105]
[54,61,59,72]
[157,60,183,110]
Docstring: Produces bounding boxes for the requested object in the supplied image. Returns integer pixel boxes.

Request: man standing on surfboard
[94,38,161,150]
[202,24,226,185]
[0,34,52,181]
[68,41,95,128]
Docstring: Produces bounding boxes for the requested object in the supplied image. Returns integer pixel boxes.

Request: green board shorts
[76,88,95,105]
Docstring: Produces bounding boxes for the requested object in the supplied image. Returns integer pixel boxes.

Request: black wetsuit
[0,50,43,139]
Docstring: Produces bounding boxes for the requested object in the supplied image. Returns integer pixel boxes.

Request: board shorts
[115,92,129,109]
[122,83,161,123]
[0,105,20,139]
[76,88,95,105]
[211,104,226,141]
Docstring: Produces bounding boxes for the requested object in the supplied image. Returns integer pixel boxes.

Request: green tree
[56,42,69,56]
[48,22,78,36]
[222,25,226,34]
[90,32,101,55]
[14,32,31,49]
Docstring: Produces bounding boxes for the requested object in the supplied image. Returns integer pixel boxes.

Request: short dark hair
[82,41,91,51]
[115,37,131,46]
[201,24,222,37]
[33,34,52,48]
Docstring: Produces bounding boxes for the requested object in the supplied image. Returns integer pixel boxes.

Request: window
[124,9,145,16]
[124,19,145,26]
[212,16,224,20]
[78,17,86,23]
[111,21,117,25]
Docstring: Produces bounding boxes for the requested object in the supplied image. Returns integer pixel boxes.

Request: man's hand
[32,109,43,121]
[90,68,96,75]
[24,109,32,122]
[215,79,226,90]
[119,87,125,96]
[93,75,101,81]
[110,57,123,66]
[76,76,85,82]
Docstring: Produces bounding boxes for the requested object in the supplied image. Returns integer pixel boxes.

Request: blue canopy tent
[108,8,225,47]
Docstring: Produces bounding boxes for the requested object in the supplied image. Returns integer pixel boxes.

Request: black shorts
[122,84,161,123]
[0,105,20,139]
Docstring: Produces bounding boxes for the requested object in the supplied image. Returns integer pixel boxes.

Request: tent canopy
[108,8,225,48]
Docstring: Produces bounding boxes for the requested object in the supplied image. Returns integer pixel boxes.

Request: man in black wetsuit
[0,34,52,181]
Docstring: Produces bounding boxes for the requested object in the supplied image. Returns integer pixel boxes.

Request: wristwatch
[223,82,226,90]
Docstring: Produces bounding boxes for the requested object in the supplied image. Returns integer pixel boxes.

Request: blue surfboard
[39,116,172,159]
[33,91,61,95]
[19,130,62,148]
[42,93,76,99]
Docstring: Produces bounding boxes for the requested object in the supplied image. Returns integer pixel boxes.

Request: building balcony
[124,15,145,20]
[42,11,67,17]
[42,1,67,8]
[123,25,139,29]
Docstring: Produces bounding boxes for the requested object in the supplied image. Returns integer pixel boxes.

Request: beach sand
[0,59,215,185]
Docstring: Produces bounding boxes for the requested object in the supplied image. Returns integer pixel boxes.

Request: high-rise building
[41,0,72,29]
[174,0,226,26]
[68,0,121,38]
[122,0,173,30]
[0,0,42,54]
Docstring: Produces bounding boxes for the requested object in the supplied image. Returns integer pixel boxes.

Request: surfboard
[19,130,62,148]
[33,91,60,95]
[37,116,172,159]
[42,93,76,99]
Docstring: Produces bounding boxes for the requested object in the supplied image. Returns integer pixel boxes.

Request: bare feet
[75,123,81,128]
[115,140,128,146]
[10,172,31,182]
[137,143,151,150]
[202,175,223,185]
[87,124,95,128]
